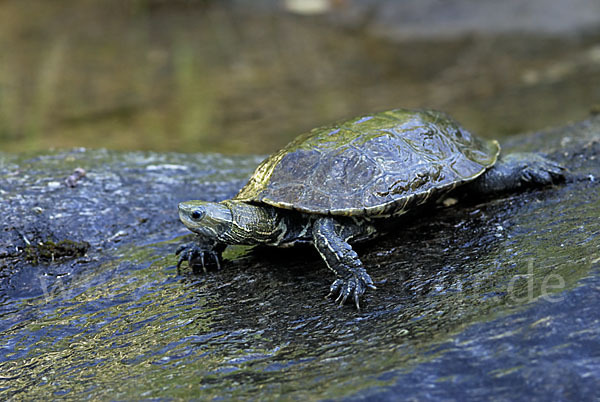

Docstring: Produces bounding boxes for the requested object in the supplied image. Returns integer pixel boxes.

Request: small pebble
[65,167,87,188]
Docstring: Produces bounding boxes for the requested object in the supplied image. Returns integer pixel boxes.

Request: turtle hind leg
[471,152,566,195]
[312,217,376,310]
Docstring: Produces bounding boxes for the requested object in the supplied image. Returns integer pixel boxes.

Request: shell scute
[234,109,500,216]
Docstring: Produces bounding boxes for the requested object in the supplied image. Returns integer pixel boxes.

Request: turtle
[176,108,565,309]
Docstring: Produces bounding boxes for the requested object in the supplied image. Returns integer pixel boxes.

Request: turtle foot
[475,152,567,194]
[327,268,376,311]
[175,243,222,274]
[514,153,566,185]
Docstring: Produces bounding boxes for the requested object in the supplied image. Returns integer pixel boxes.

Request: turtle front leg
[312,217,376,310]
[472,152,566,194]
[176,238,225,275]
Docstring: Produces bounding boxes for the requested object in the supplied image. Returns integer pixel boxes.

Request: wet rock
[0,149,262,290]
[0,115,599,400]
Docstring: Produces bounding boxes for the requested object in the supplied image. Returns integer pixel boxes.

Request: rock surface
[0,116,599,399]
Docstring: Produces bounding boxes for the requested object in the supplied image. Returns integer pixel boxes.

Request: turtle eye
[191,209,205,220]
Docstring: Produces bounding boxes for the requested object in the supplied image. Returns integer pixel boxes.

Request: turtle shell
[234,109,500,216]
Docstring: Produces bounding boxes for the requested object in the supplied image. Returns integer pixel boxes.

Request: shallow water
[1,0,599,154]
[1,123,599,398]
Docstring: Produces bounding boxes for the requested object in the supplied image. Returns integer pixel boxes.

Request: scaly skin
[176,200,377,309]
[311,217,376,309]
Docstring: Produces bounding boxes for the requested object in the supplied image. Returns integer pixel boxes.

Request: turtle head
[178,200,233,241]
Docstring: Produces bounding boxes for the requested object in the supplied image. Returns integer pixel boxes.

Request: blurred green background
[1,0,599,154]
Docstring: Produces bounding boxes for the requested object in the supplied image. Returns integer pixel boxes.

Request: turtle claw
[326,278,344,299]
[213,253,221,270]
[175,243,222,275]
[327,268,375,311]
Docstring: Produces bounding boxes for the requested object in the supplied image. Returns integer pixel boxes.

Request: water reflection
[0,0,598,153]
[1,177,598,399]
